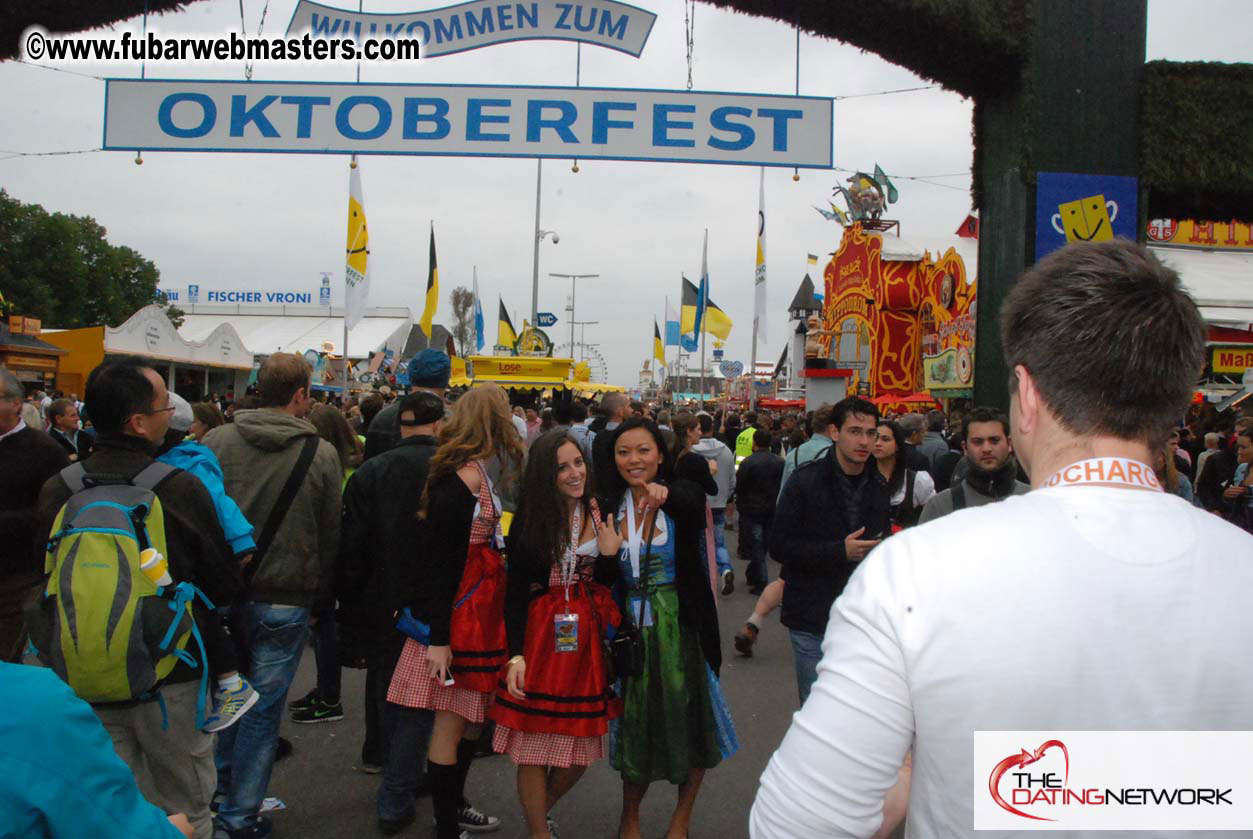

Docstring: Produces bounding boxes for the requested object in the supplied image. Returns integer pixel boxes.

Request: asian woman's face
[615,427,662,487]
[555,441,587,500]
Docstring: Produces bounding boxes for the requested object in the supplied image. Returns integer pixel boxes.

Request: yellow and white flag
[754,167,767,344]
[344,163,370,331]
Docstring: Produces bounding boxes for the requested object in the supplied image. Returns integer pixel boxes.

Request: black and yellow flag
[419,224,439,338]
[498,298,518,348]
[679,276,702,334]
[653,319,665,365]
[703,300,733,341]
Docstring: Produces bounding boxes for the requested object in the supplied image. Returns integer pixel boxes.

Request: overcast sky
[1,0,1247,385]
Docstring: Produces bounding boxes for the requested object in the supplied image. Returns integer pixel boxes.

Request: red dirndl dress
[491,534,622,767]
[387,461,508,724]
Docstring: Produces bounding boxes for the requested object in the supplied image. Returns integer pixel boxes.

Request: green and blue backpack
[28,462,213,724]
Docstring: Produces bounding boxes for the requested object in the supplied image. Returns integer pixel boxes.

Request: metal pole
[699,326,706,408]
[342,306,349,404]
[530,158,542,326]
[749,315,758,410]
[570,276,576,352]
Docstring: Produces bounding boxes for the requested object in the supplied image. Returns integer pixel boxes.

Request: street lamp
[530,159,561,326]
[549,272,599,356]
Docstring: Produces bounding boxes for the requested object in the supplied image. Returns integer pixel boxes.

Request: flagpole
[343,155,353,406]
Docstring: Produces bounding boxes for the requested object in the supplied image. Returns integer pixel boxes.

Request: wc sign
[1034,172,1138,260]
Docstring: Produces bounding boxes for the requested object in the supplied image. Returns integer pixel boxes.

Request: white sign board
[103,79,834,169]
[286,0,657,58]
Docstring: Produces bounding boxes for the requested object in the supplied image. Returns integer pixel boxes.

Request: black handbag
[607,515,655,681]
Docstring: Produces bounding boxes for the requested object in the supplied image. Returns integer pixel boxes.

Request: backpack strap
[952,480,967,511]
[60,462,89,493]
[130,461,179,492]
[247,435,320,581]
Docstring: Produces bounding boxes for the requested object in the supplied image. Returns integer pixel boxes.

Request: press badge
[554,614,579,652]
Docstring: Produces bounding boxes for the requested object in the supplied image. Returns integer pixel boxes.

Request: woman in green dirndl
[596,417,738,839]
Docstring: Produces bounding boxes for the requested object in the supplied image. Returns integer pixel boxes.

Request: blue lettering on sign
[406,20,431,40]
[592,101,635,144]
[309,14,346,36]
[337,96,392,140]
[652,103,695,148]
[554,3,573,30]
[403,98,452,139]
[496,4,514,31]
[230,95,280,138]
[516,3,539,29]
[708,106,754,151]
[756,108,802,152]
[266,292,313,303]
[572,5,597,32]
[599,10,627,40]
[281,95,331,139]
[466,7,494,36]
[158,93,216,138]
[466,98,511,141]
[526,100,578,143]
[434,15,463,43]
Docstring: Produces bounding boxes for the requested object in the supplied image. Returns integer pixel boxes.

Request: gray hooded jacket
[203,409,343,607]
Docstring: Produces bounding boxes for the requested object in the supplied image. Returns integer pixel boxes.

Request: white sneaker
[720,568,735,596]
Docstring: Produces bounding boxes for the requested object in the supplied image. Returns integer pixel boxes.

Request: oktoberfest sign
[102,79,834,168]
[286,0,657,58]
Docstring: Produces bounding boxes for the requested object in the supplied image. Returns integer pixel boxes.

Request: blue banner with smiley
[1035,172,1138,260]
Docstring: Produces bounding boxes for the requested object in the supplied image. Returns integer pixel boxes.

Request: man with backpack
[918,407,1029,523]
[203,352,342,839]
[34,357,243,839]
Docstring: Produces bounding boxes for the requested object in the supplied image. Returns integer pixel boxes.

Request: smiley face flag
[344,163,370,331]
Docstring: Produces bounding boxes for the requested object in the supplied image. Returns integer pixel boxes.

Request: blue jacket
[0,662,184,838]
[158,440,257,557]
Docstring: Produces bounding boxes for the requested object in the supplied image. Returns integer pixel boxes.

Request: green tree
[0,190,176,328]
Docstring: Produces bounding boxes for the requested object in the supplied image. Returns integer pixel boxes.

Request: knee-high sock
[455,736,477,807]
[429,760,460,839]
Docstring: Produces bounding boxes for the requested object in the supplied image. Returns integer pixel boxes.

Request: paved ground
[266,529,806,839]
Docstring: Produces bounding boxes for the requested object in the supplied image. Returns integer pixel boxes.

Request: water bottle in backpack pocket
[26,462,212,712]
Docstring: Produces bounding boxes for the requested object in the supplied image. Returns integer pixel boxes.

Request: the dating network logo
[988,739,1070,820]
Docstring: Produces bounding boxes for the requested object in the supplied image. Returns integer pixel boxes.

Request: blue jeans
[738,512,771,588]
[215,602,310,831]
[710,508,733,576]
[377,702,435,823]
[789,629,823,706]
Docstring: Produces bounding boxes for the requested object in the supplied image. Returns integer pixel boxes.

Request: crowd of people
[3,240,1253,838]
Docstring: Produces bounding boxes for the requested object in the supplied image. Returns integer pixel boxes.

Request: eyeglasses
[146,404,177,416]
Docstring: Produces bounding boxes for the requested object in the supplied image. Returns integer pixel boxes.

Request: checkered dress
[387,461,501,723]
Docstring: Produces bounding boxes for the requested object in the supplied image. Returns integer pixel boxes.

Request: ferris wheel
[554,342,609,384]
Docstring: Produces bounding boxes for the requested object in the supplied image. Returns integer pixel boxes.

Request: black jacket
[48,427,94,463]
[1,426,69,587]
[363,400,401,462]
[735,450,785,518]
[336,434,437,660]
[771,445,890,635]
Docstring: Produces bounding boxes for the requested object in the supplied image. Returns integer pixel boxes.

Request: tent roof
[1149,246,1253,330]
[176,307,412,359]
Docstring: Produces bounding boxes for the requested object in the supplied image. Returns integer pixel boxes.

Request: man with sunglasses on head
[35,357,242,839]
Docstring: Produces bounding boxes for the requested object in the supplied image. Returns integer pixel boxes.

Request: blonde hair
[420,384,524,517]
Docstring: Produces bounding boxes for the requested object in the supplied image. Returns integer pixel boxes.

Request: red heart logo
[988,740,1070,821]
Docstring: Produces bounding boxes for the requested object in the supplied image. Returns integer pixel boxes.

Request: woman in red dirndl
[490,430,622,839]
[386,384,524,839]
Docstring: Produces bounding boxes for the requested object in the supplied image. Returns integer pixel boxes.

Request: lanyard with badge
[553,504,583,653]
[1043,457,1163,492]
[624,496,657,629]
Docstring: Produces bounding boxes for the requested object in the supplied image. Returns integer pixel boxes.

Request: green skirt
[610,585,722,785]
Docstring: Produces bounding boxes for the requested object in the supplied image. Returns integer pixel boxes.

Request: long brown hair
[309,402,363,473]
[511,429,593,573]
[419,384,524,517]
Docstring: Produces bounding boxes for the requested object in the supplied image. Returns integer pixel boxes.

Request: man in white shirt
[751,239,1253,838]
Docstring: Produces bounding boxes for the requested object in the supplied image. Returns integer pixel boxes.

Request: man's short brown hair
[1001,240,1204,445]
[257,353,313,408]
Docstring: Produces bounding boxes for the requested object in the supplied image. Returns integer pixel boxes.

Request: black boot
[428,760,461,839]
